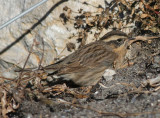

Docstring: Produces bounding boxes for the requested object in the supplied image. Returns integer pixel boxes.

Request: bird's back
[43,40,118,86]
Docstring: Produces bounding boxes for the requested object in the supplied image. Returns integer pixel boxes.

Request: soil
[9,38,160,118]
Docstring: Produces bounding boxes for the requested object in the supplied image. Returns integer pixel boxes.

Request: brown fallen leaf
[141,14,149,18]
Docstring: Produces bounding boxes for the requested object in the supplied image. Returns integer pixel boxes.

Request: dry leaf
[1,90,15,118]
[67,8,72,19]
[120,0,128,6]
[118,21,123,29]
[78,8,83,13]
[139,2,143,9]
[83,12,91,17]
[141,14,149,18]
[66,42,76,52]
[76,19,84,26]
[150,27,158,33]
[97,7,104,13]
[131,8,135,16]
[63,6,69,11]
[154,5,159,10]
[86,18,94,26]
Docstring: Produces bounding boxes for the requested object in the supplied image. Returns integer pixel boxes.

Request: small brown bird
[40,30,129,86]
[16,30,131,87]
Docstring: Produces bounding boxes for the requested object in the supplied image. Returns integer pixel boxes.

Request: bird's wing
[44,41,118,75]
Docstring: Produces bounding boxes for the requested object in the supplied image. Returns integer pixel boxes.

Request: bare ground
[8,38,160,118]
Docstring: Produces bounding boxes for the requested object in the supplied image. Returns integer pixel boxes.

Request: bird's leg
[119,60,134,69]
[114,59,134,69]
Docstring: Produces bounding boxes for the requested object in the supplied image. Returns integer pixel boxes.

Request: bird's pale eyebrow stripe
[100,30,128,40]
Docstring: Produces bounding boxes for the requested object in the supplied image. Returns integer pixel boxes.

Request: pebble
[153,55,160,64]
[146,73,153,79]
[103,69,116,81]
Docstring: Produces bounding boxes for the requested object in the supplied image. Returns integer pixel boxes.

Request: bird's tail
[14,67,39,72]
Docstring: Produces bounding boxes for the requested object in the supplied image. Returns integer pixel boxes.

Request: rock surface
[0,0,107,78]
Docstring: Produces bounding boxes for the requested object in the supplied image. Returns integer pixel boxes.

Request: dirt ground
[7,38,159,118]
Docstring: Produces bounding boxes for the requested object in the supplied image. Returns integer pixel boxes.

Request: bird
[16,30,131,87]
[39,30,129,86]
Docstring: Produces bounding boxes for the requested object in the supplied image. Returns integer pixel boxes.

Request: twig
[17,38,36,85]
[141,0,160,15]
[142,74,160,87]
[38,37,45,69]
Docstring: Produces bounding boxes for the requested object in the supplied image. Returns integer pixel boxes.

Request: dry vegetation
[0,0,160,117]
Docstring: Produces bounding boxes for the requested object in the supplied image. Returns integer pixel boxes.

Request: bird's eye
[117,39,122,42]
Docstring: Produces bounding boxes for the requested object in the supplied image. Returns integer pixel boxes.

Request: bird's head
[100,30,129,49]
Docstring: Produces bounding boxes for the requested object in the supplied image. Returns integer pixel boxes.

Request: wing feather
[44,41,117,75]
